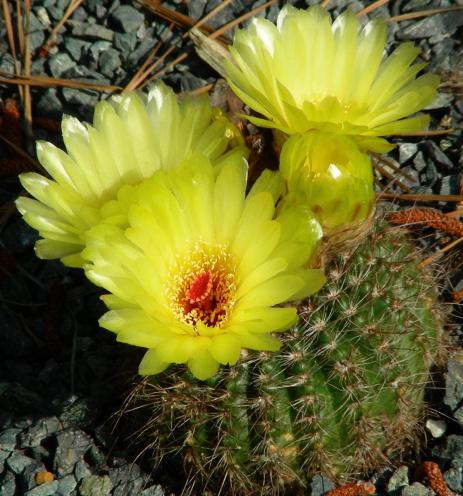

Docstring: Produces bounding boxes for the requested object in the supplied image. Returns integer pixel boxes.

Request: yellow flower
[16,82,246,267]
[82,156,325,380]
[224,5,440,152]
[280,133,375,230]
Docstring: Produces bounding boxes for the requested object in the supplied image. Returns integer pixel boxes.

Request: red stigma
[187,271,213,303]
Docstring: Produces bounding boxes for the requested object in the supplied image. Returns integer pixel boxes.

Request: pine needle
[122,24,173,94]
[15,0,24,56]
[374,161,412,193]
[23,0,33,145]
[418,236,463,268]
[144,0,278,85]
[387,5,463,23]
[372,153,418,184]
[0,134,43,172]
[184,83,214,97]
[209,0,278,40]
[126,0,233,91]
[0,71,120,92]
[356,0,390,17]
[2,0,23,99]
[137,0,224,38]
[41,0,84,53]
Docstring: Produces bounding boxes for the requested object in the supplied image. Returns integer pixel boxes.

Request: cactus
[130,222,445,496]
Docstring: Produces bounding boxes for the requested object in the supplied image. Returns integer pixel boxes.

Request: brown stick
[356,0,390,17]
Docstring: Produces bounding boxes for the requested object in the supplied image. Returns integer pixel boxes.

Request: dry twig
[40,0,84,55]
[387,6,463,23]
[356,0,390,17]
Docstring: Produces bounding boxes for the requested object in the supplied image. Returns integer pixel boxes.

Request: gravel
[0,0,462,495]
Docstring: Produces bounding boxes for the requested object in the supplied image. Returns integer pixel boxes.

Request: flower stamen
[166,241,237,329]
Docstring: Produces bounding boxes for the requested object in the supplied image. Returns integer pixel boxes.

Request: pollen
[165,240,237,329]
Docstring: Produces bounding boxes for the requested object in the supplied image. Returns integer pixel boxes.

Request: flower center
[166,240,237,329]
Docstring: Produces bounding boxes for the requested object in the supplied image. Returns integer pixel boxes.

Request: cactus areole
[132,223,444,496]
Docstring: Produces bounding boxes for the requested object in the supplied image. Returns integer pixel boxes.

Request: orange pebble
[326,481,376,496]
[35,471,55,485]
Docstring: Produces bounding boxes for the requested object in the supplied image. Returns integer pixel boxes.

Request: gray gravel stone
[18,417,61,448]
[412,151,427,172]
[74,460,92,483]
[99,49,121,77]
[36,88,63,116]
[95,4,108,19]
[33,6,51,28]
[109,461,147,496]
[28,11,46,51]
[47,5,64,21]
[21,461,47,490]
[387,466,409,495]
[440,174,461,196]
[397,12,463,40]
[140,486,165,496]
[113,32,137,53]
[48,52,76,78]
[62,88,99,107]
[87,446,106,468]
[433,434,463,461]
[425,92,454,110]
[64,38,91,62]
[0,469,16,496]
[399,143,418,163]
[444,355,463,427]
[0,53,15,74]
[400,165,420,190]
[0,448,10,470]
[59,396,97,429]
[6,452,34,474]
[444,460,463,493]
[63,65,110,84]
[31,57,46,74]
[426,141,455,172]
[54,429,93,477]
[70,21,114,42]
[188,0,207,20]
[57,474,78,496]
[88,41,113,66]
[110,5,144,33]
[425,162,438,187]
[127,37,156,68]
[24,480,59,496]
[401,482,432,496]
[78,474,112,496]
[0,428,21,451]
[310,474,335,496]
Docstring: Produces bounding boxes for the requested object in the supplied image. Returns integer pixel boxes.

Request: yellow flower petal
[225,5,440,148]
[210,334,241,365]
[139,349,170,375]
[83,157,324,379]
[18,83,245,267]
[188,350,220,380]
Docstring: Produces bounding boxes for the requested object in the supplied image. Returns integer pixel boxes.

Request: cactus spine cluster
[132,223,444,495]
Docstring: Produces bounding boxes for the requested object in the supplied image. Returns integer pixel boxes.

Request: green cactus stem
[131,223,445,496]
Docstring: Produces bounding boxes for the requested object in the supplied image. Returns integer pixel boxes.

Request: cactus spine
[133,224,445,495]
